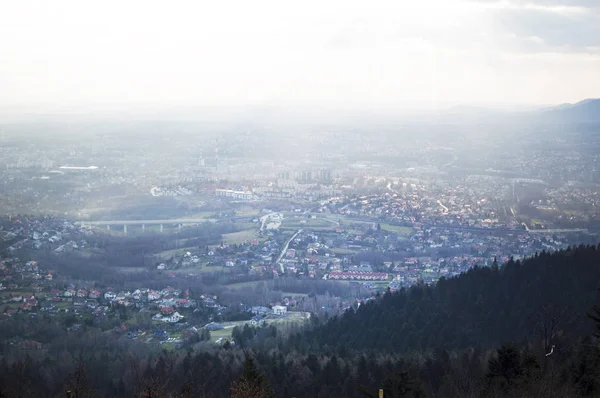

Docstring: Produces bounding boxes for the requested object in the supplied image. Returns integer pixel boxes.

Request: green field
[224,280,268,290]
[379,223,413,236]
[156,246,199,260]
[171,265,231,275]
[279,292,309,298]
[210,328,233,342]
[222,229,257,244]
[235,206,261,217]
[330,247,359,255]
[280,217,337,230]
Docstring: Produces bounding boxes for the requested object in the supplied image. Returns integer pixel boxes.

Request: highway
[275,229,302,274]
[77,218,218,226]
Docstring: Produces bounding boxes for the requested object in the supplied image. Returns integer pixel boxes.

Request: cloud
[460,1,600,53]
[471,0,599,9]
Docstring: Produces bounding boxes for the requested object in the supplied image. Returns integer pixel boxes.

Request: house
[152,314,163,321]
[104,291,117,301]
[88,290,101,299]
[165,312,183,323]
[147,291,161,301]
[160,306,174,315]
[225,259,236,267]
[250,315,265,326]
[272,305,287,315]
[76,289,88,298]
[250,306,271,315]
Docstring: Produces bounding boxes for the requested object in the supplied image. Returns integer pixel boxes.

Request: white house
[104,291,117,301]
[272,305,287,315]
[165,312,183,323]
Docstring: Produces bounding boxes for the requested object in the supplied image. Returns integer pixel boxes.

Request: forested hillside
[292,246,600,354]
[2,245,600,397]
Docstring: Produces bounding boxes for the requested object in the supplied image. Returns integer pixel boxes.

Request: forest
[2,245,600,397]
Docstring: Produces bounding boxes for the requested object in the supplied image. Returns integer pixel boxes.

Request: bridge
[76,218,218,235]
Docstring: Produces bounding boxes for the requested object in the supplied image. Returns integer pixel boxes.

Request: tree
[588,288,600,339]
[65,359,96,398]
[230,356,274,398]
[486,344,524,393]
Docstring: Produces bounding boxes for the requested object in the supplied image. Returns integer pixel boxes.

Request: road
[259,212,280,231]
[437,200,449,213]
[275,229,302,274]
[77,218,218,226]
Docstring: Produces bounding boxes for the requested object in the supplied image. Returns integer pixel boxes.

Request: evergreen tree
[230,356,274,398]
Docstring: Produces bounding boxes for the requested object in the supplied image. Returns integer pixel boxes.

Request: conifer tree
[230,356,274,398]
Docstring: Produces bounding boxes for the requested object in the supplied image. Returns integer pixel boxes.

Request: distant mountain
[537,98,600,123]
[292,245,600,354]
[407,99,600,125]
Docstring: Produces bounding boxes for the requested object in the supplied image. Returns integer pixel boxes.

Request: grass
[0,302,22,311]
[185,211,217,219]
[279,292,309,298]
[222,229,257,244]
[210,328,233,342]
[330,248,359,255]
[171,265,231,275]
[281,217,337,230]
[235,206,260,217]
[156,246,199,260]
[225,280,268,290]
[379,224,414,236]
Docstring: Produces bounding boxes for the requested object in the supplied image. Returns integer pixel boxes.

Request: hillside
[3,245,600,397]
[293,245,600,353]
[541,98,600,123]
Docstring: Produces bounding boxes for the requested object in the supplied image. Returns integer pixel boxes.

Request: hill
[3,245,600,397]
[293,245,600,353]
[540,98,600,123]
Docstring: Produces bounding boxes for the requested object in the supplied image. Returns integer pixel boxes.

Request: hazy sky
[1,0,599,110]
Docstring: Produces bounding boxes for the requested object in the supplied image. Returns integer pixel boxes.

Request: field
[210,328,233,342]
[234,206,261,217]
[379,223,414,236]
[224,280,268,290]
[171,265,231,275]
[156,246,199,260]
[330,247,360,255]
[210,311,311,342]
[222,229,258,244]
[280,217,337,230]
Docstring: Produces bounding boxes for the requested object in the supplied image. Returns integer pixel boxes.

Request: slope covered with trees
[2,245,600,397]
[294,246,600,354]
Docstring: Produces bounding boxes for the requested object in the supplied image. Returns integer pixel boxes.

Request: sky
[0,0,599,111]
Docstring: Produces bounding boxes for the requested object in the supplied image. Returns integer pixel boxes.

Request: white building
[215,189,253,200]
[165,312,183,323]
[272,305,287,315]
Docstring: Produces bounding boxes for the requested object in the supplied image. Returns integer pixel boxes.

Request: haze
[1,0,599,112]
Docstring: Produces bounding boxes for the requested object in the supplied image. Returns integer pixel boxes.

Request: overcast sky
[0,0,599,111]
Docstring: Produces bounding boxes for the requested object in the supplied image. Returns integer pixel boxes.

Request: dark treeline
[2,330,600,397]
[293,245,600,354]
[3,245,600,397]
